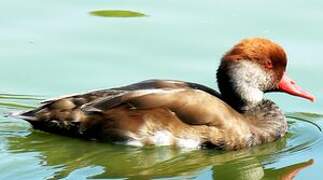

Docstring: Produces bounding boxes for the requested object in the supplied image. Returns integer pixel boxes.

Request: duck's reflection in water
[7,130,313,179]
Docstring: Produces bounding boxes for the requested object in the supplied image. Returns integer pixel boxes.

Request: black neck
[216,62,246,112]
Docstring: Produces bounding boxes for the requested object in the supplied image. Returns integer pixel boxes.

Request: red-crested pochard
[17,38,315,150]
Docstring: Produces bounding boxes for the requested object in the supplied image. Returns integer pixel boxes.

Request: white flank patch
[118,130,201,149]
[176,138,201,149]
[150,130,173,146]
[124,140,144,147]
[150,130,202,149]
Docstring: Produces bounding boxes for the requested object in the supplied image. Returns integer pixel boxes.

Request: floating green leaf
[90,10,147,18]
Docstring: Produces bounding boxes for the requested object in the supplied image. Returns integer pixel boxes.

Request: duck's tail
[6,109,38,121]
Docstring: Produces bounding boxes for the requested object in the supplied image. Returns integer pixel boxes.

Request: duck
[16,38,315,150]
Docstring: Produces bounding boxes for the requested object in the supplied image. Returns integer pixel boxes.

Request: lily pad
[90,10,147,18]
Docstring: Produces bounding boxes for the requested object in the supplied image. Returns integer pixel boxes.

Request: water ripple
[0,97,322,179]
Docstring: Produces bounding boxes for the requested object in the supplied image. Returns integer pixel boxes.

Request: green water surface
[1,0,323,179]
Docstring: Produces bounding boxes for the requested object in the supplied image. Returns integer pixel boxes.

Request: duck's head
[217,38,315,111]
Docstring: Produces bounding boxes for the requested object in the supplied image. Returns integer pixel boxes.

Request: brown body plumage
[16,38,314,150]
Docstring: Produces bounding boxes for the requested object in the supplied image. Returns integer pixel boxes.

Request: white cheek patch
[240,87,264,105]
[228,60,271,105]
